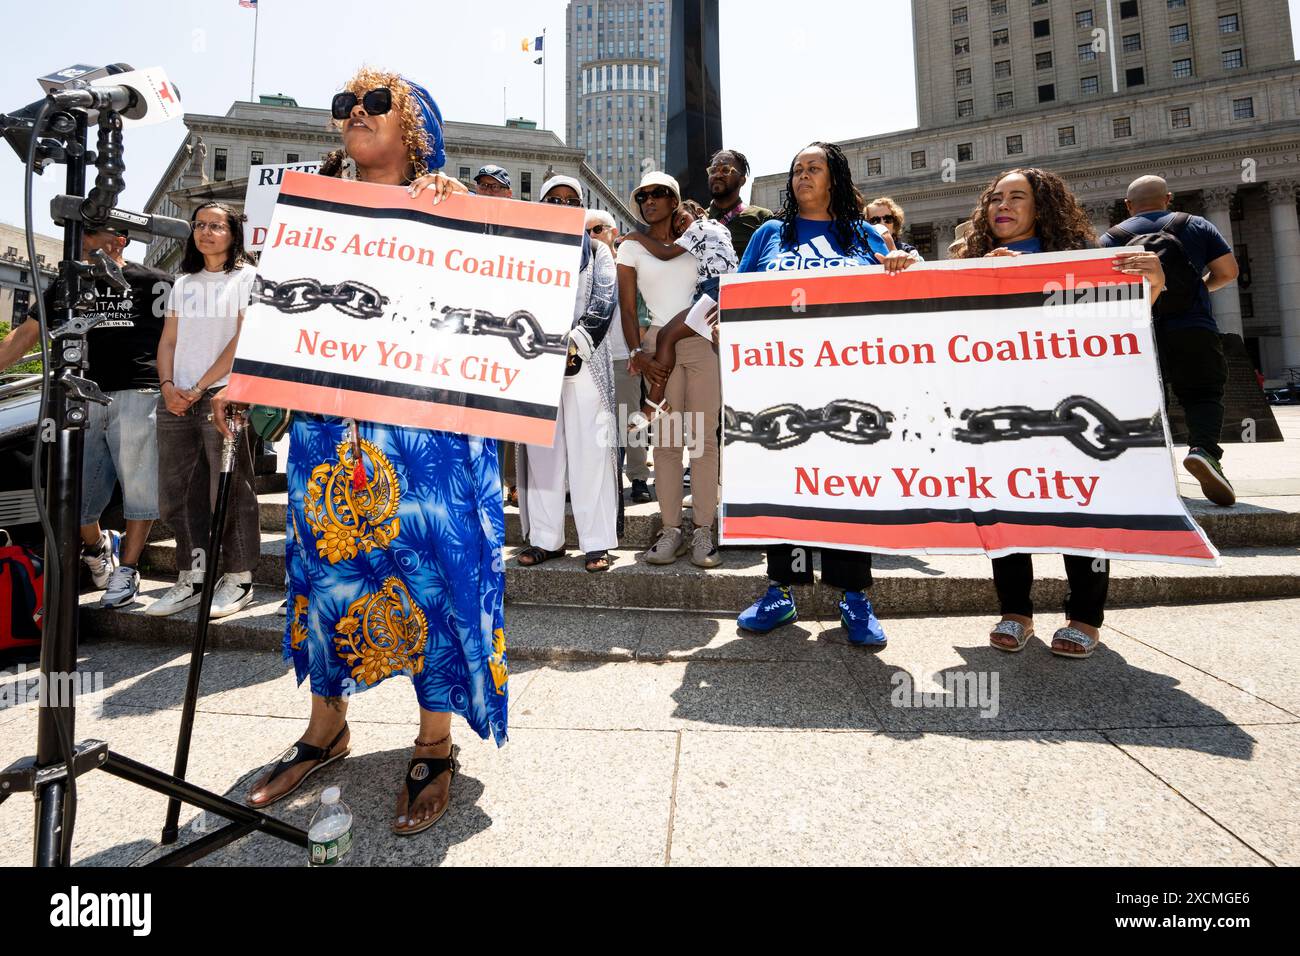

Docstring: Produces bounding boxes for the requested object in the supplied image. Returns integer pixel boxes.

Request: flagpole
[542,27,547,130]
[249,2,260,101]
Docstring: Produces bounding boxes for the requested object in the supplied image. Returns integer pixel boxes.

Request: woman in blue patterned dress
[215,68,502,836]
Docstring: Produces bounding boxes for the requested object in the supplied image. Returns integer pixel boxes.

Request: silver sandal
[989,619,1033,652]
[1051,625,1099,659]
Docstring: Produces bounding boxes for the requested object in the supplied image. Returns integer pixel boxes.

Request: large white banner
[226,171,585,445]
[718,249,1218,565]
[242,161,323,250]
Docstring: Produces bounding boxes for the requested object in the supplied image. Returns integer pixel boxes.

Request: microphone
[49,195,191,243]
[47,66,182,127]
[49,83,139,116]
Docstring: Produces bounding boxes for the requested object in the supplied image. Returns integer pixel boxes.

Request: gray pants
[156,391,260,577]
[615,361,650,482]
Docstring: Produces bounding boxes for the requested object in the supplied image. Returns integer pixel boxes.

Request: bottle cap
[321,786,340,805]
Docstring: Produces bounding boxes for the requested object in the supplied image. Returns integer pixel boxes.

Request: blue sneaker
[840,590,887,646]
[737,584,798,633]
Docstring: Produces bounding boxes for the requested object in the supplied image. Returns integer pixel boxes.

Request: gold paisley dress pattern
[284,416,508,746]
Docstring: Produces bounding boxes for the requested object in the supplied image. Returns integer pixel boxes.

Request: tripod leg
[161,424,240,844]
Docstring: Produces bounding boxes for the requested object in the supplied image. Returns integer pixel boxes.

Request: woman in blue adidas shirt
[734,142,916,646]
[960,167,1165,660]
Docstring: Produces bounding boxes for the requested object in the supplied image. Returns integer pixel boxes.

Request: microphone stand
[0,99,306,866]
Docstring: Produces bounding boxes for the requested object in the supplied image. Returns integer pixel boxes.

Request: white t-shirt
[165,264,257,390]
[615,237,696,330]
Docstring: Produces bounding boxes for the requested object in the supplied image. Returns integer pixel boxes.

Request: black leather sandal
[247,723,349,808]
[393,745,459,836]
[516,545,565,566]
[585,550,611,572]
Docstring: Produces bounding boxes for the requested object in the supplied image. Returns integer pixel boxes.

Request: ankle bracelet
[414,734,451,748]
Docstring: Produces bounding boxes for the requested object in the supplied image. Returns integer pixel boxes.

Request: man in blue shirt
[1101,175,1241,506]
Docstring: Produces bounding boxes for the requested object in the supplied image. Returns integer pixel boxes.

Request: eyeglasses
[706,164,739,178]
[543,194,583,207]
[476,180,510,194]
[634,186,673,205]
[587,224,608,235]
[868,215,897,225]
[191,221,230,233]
[331,87,392,121]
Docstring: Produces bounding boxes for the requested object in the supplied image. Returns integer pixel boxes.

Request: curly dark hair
[180,202,255,274]
[777,141,872,256]
[960,167,1096,258]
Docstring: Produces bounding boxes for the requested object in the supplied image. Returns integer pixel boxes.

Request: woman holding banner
[961,167,1165,659]
[214,68,504,837]
[732,142,916,646]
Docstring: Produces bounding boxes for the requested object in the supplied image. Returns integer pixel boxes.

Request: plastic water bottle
[308,786,353,866]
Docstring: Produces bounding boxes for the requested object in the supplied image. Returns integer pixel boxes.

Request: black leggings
[991,553,1109,627]
[766,544,873,592]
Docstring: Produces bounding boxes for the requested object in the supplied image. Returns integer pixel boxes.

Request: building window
[952,6,968,24]
[1113,116,1132,137]
[1076,9,1093,29]
[1233,96,1254,119]
[286,152,299,163]
[867,157,882,176]
[1079,42,1098,61]
[520,170,532,201]
[1169,23,1189,44]
[1036,51,1053,69]
[957,98,974,117]
[957,142,974,161]
[1006,134,1024,154]
[911,150,927,170]
[1222,48,1244,70]
[214,147,227,181]
[1170,106,1191,128]
[1172,58,1193,78]
[1081,75,1099,93]
[1167,0,1185,7]
[995,59,1012,79]
[1033,19,1050,38]
[996,90,1014,110]
[1058,126,1076,146]
[955,36,970,55]
[1120,0,1137,17]
[1218,14,1239,34]
[991,0,1007,15]
[1038,83,1056,102]
[4,246,15,258]
[1122,33,1141,52]
[992,28,1009,46]
[1240,292,1253,318]
[956,67,972,86]
[1126,67,1145,87]
[459,165,472,183]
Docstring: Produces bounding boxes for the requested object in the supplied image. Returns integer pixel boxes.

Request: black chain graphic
[724,400,894,450]
[953,395,1164,460]
[255,277,388,319]
[254,277,568,360]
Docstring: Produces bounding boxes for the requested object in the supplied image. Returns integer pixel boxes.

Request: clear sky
[3,0,1298,256]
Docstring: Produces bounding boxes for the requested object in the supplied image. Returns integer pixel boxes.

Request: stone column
[1266,179,1300,369]
[1200,186,1243,338]
[1084,200,1114,242]
[931,219,960,260]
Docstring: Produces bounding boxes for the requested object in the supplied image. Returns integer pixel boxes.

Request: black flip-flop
[516,545,565,566]
[393,745,459,836]
[247,723,349,808]
[584,550,611,573]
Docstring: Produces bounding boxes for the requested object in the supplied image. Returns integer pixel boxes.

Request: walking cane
[160,405,248,844]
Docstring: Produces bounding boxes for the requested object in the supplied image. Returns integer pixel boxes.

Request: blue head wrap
[402,77,445,172]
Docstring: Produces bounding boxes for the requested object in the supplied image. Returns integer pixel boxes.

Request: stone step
[251,490,1300,550]
[136,531,1300,618]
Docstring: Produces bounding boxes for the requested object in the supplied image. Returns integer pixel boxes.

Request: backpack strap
[1105,224,1136,244]
[1165,211,1192,237]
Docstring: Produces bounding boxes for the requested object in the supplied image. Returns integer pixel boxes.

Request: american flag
[239,0,257,8]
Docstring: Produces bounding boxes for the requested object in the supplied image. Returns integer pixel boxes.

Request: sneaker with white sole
[689,525,721,568]
[1183,448,1236,507]
[209,572,254,619]
[145,571,203,617]
[100,565,140,608]
[82,530,121,590]
[645,526,686,565]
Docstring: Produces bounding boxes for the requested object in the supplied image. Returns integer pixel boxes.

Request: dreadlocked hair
[778,141,870,256]
[710,148,750,177]
[960,167,1096,258]
[321,67,431,180]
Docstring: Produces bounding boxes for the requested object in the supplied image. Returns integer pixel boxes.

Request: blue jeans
[81,387,160,525]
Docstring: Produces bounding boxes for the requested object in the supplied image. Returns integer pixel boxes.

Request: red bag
[0,529,43,655]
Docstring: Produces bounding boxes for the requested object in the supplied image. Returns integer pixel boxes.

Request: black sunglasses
[331,87,392,121]
[588,224,608,235]
[868,215,897,225]
[635,186,674,205]
[543,195,583,207]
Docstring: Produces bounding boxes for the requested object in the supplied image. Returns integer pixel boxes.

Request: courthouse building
[750,0,1300,378]
[142,95,633,274]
